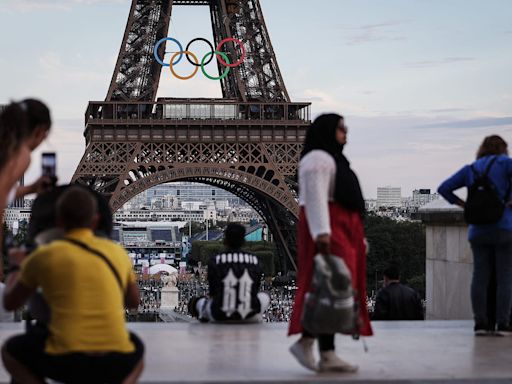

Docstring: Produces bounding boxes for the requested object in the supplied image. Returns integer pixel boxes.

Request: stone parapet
[419,199,472,320]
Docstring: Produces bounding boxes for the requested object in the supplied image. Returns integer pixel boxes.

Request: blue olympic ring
[153,37,184,67]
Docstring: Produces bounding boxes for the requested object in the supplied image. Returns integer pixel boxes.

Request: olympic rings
[201,51,231,81]
[186,38,214,67]
[154,37,184,67]
[153,36,246,80]
[169,50,199,80]
[216,38,246,67]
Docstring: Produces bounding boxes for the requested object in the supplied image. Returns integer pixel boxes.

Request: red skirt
[288,203,373,336]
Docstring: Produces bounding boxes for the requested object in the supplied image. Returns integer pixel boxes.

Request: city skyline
[0,0,511,198]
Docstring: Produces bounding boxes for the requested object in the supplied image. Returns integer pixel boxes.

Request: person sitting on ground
[188,223,270,322]
[1,186,144,384]
[372,263,424,321]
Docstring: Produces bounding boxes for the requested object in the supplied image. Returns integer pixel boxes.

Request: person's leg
[317,334,335,352]
[486,254,497,331]
[257,292,270,313]
[470,240,493,330]
[197,298,215,322]
[289,331,316,371]
[494,235,512,332]
[317,334,358,373]
[188,295,212,322]
[1,333,46,384]
[122,333,145,384]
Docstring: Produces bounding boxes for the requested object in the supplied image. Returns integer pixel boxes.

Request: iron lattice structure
[72,0,311,270]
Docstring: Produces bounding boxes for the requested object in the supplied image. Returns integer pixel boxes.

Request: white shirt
[298,150,336,239]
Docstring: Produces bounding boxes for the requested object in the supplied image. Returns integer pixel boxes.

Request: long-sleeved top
[372,282,424,321]
[299,150,336,239]
[438,154,512,240]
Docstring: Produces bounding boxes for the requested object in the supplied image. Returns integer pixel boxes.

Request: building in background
[365,199,377,212]
[3,207,31,231]
[412,189,440,208]
[377,186,402,208]
[113,222,183,271]
[131,182,245,209]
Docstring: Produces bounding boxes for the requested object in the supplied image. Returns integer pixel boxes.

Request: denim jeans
[470,229,512,326]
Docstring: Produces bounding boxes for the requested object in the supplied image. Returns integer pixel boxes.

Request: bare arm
[3,248,35,311]
[15,176,52,199]
[4,274,34,311]
[125,280,140,310]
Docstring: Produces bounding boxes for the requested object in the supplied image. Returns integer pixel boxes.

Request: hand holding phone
[41,152,57,187]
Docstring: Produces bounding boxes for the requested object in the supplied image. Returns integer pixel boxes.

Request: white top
[298,150,336,239]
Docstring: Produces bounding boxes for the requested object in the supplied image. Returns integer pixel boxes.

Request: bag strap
[61,238,123,290]
[470,155,498,178]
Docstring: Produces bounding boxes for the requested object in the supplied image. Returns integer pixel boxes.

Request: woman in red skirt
[288,113,373,372]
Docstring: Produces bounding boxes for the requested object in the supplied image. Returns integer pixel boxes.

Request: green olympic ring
[200,51,231,80]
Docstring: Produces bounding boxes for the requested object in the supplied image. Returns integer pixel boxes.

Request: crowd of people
[137,277,164,314]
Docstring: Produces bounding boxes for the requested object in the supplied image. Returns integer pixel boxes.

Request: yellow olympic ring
[169,50,199,80]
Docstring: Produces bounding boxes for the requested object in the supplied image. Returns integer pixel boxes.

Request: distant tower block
[72,0,311,271]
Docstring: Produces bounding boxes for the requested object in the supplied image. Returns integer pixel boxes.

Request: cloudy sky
[0,0,511,198]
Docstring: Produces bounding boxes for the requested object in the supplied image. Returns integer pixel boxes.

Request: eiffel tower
[72,0,311,270]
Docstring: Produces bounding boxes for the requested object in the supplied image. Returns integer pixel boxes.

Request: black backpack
[464,156,509,224]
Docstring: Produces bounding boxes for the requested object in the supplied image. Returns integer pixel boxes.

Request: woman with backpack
[438,135,512,336]
[288,114,373,372]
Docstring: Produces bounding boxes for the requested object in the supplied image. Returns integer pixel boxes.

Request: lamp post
[188,203,191,238]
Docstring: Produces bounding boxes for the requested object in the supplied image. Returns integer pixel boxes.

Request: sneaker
[187,296,204,318]
[289,337,316,372]
[474,323,490,336]
[495,324,512,337]
[318,351,358,373]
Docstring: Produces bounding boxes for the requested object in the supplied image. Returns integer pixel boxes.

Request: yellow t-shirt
[20,228,136,355]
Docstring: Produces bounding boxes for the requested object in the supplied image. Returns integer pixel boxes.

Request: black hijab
[301,113,365,213]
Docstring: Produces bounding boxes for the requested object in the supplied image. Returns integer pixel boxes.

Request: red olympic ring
[215,38,246,68]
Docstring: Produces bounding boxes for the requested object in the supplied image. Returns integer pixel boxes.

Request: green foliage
[189,240,276,276]
[180,222,206,237]
[364,213,426,298]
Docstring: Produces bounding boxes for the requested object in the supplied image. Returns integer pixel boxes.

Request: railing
[85,100,311,125]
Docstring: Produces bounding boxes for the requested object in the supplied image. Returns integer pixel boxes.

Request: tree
[180,221,205,237]
[364,213,426,298]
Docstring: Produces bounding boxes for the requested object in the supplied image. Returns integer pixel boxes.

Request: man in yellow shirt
[1,186,144,384]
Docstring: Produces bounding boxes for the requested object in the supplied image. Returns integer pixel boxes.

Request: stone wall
[418,200,473,320]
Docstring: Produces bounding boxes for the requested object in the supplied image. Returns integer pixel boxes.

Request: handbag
[301,253,357,335]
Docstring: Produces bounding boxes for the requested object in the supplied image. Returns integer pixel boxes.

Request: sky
[0,0,511,199]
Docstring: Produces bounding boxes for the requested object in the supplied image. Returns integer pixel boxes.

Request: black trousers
[302,330,335,352]
[4,331,144,384]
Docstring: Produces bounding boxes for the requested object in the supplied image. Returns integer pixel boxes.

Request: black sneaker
[495,324,512,337]
[474,322,490,336]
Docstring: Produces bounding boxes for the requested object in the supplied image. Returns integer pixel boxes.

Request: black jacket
[372,282,424,320]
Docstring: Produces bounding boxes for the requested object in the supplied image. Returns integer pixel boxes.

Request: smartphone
[42,152,57,186]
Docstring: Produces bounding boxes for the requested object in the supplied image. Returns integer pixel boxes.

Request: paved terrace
[0,321,511,383]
